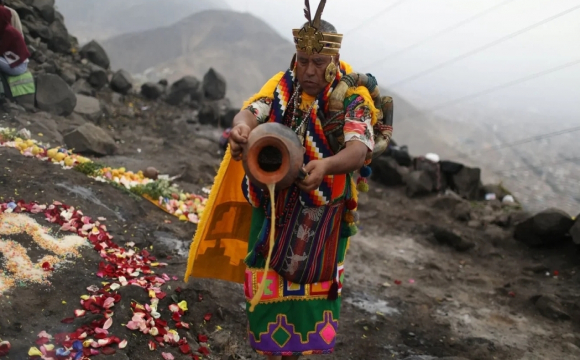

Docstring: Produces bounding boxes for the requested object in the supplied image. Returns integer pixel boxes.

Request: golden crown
[292,0,343,56]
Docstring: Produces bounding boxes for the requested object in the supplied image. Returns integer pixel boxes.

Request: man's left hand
[296,159,329,192]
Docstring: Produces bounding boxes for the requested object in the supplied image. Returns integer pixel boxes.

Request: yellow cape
[184,61,369,284]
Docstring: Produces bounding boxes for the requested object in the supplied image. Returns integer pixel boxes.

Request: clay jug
[242,122,304,191]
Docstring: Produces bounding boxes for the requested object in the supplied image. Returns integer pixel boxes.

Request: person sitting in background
[0,0,22,36]
[0,6,29,76]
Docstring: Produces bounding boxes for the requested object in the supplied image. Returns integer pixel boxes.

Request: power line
[386,4,580,88]
[495,157,580,174]
[344,0,409,35]
[402,58,580,120]
[476,126,580,154]
[362,0,517,69]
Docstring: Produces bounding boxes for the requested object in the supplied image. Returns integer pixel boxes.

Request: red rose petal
[203,313,212,322]
[179,344,191,354]
[394,280,402,285]
[61,317,75,324]
[101,347,116,355]
[197,334,208,343]
[197,347,210,355]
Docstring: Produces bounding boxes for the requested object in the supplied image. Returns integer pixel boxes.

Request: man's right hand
[229,124,252,161]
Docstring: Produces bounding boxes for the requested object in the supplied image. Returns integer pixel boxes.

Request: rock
[433,227,475,252]
[203,68,227,101]
[140,82,164,100]
[221,108,237,128]
[452,202,472,222]
[158,79,168,87]
[74,95,102,122]
[406,170,433,198]
[72,79,95,96]
[48,19,70,53]
[571,217,580,245]
[509,211,531,227]
[431,195,464,211]
[198,102,220,126]
[452,166,482,200]
[25,20,52,41]
[79,40,110,69]
[63,123,117,156]
[492,213,511,228]
[166,76,202,105]
[31,0,55,23]
[532,295,571,321]
[514,208,574,247]
[210,331,231,352]
[371,156,408,187]
[14,112,63,144]
[389,146,413,167]
[565,343,580,356]
[110,70,133,94]
[485,225,508,245]
[87,65,108,90]
[468,220,483,229]
[58,113,87,134]
[35,73,77,116]
[59,68,76,85]
[9,1,35,19]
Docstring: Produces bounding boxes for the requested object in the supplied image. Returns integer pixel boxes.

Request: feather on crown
[292,0,342,56]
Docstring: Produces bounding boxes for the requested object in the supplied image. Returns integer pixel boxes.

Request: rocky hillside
[101,10,295,107]
[55,0,230,44]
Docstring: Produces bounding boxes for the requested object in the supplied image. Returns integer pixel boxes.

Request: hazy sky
[225,0,580,124]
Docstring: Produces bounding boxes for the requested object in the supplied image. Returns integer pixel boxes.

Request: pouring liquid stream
[249,182,276,312]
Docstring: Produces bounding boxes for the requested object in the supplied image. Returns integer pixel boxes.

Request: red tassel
[346,198,357,210]
[327,282,339,301]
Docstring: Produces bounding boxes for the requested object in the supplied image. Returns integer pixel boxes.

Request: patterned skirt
[244,208,349,356]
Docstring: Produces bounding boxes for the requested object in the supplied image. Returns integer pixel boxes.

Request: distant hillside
[55,0,229,44]
[102,10,295,107]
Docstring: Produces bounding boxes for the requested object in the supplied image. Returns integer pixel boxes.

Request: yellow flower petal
[178,300,188,312]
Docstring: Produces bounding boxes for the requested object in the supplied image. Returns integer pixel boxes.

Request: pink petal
[118,340,128,349]
[103,317,113,330]
[162,352,174,360]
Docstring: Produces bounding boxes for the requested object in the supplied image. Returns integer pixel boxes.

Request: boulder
[202,68,226,101]
[35,73,76,116]
[79,40,110,69]
[221,108,238,128]
[406,170,433,198]
[371,156,408,187]
[166,76,202,105]
[9,1,35,19]
[87,65,108,90]
[569,217,580,245]
[48,19,70,53]
[452,166,482,200]
[72,79,95,96]
[110,70,133,94]
[198,102,220,126]
[140,82,164,100]
[514,208,574,247]
[31,0,55,23]
[389,146,412,167]
[58,68,76,85]
[25,20,52,42]
[63,123,116,156]
[432,227,475,252]
[74,95,102,122]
